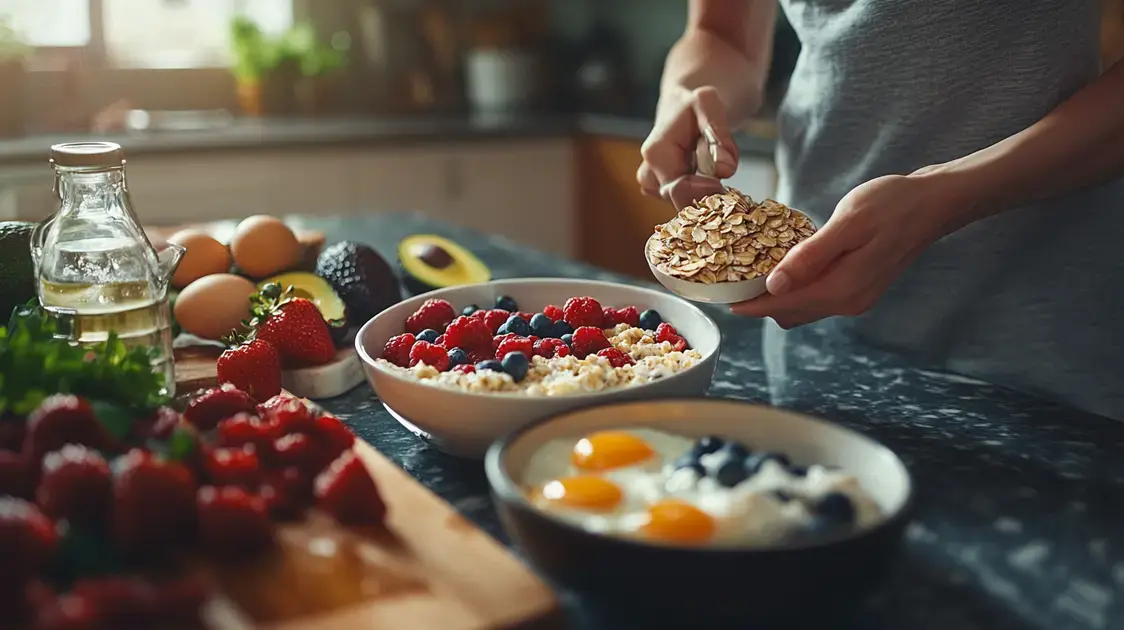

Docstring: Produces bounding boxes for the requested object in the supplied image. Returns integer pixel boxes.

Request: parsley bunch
[0,305,171,418]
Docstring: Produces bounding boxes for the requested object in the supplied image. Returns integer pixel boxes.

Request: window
[0,0,292,70]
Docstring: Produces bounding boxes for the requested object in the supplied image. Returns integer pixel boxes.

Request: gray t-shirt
[775,0,1124,419]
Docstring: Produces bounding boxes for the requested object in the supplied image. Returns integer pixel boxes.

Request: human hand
[730,173,957,328]
[637,86,740,209]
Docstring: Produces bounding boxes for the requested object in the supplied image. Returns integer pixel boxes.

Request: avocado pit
[416,244,454,269]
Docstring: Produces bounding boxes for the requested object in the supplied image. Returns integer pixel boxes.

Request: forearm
[920,60,1124,233]
[658,0,777,124]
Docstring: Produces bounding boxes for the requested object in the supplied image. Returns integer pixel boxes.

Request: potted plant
[281,24,350,115]
[229,16,280,116]
[0,16,30,137]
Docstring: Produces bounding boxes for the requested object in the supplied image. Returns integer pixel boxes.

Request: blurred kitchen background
[1,0,1122,278]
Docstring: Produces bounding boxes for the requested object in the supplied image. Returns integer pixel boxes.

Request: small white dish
[645,235,768,305]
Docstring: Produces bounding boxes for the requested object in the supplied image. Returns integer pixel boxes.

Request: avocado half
[257,271,350,346]
[398,234,491,296]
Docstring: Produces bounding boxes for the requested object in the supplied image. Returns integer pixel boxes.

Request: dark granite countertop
[0,113,776,166]
[283,213,1122,630]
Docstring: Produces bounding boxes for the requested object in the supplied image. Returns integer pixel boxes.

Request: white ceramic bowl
[645,234,769,304]
[355,278,721,458]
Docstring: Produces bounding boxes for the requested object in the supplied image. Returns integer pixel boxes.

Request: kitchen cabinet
[577,137,776,279]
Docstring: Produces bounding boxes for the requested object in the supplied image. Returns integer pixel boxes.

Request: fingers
[660,175,727,210]
[637,87,738,197]
[637,162,660,198]
[690,88,738,178]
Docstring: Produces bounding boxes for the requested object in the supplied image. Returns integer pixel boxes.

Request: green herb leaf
[90,400,136,441]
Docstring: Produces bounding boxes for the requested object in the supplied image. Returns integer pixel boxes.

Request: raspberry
[37,445,112,528]
[543,304,564,321]
[533,338,570,359]
[409,341,450,371]
[0,498,58,588]
[196,486,275,556]
[467,349,493,364]
[495,336,534,361]
[480,309,510,334]
[603,306,640,328]
[570,326,611,358]
[182,385,257,432]
[595,347,635,368]
[434,334,446,347]
[563,297,604,329]
[656,323,689,352]
[452,364,476,374]
[112,450,197,557]
[204,445,262,489]
[380,333,416,367]
[314,451,386,526]
[443,315,492,351]
[405,299,455,334]
[24,395,113,467]
[516,312,534,322]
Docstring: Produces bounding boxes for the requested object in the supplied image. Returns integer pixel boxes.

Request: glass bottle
[30,142,185,397]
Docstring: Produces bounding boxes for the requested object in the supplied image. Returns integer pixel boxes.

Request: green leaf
[166,425,198,463]
[90,400,136,441]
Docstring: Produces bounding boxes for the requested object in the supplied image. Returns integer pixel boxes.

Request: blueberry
[718,441,750,461]
[561,333,573,346]
[417,329,440,344]
[814,492,856,525]
[462,304,479,316]
[476,360,503,372]
[529,313,554,337]
[495,295,518,312]
[789,465,808,477]
[772,490,793,502]
[496,322,510,336]
[744,451,791,475]
[691,436,725,457]
[500,351,530,382]
[714,456,748,488]
[447,348,468,367]
[552,320,574,338]
[503,314,531,337]
[639,308,663,331]
[673,461,706,478]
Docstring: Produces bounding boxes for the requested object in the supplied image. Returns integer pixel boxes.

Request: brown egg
[167,229,232,289]
[230,215,301,279]
[173,274,258,341]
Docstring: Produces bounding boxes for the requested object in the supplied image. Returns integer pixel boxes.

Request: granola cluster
[648,188,816,284]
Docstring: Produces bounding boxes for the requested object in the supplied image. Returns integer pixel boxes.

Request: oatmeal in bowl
[355,278,720,458]
[647,187,817,304]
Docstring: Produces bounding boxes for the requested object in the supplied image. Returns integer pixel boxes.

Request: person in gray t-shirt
[640,1,1124,420]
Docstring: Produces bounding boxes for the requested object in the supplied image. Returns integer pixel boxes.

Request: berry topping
[446,348,469,367]
[561,333,573,346]
[0,498,58,586]
[380,333,416,367]
[595,347,635,368]
[639,308,663,331]
[570,326,611,359]
[602,305,640,328]
[562,296,604,329]
[500,351,530,382]
[533,338,570,359]
[111,449,197,556]
[36,445,112,528]
[495,336,534,361]
[655,322,689,352]
[543,304,564,321]
[216,337,282,403]
[551,320,574,338]
[434,334,446,347]
[691,436,726,456]
[529,313,554,337]
[467,349,494,364]
[744,451,790,475]
[713,456,748,488]
[443,315,492,351]
[452,364,476,374]
[475,360,503,372]
[416,329,440,344]
[498,314,531,337]
[204,445,262,489]
[196,486,275,556]
[480,309,511,334]
[405,298,456,335]
[183,385,257,432]
[314,451,387,526]
[494,295,519,312]
[814,492,856,525]
[24,395,112,465]
[462,304,480,316]
[409,341,450,371]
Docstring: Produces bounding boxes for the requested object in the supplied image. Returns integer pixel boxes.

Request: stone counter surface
[0,113,777,166]
[284,214,1121,630]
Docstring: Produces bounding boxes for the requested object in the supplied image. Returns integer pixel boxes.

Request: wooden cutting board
[204,438,560,629]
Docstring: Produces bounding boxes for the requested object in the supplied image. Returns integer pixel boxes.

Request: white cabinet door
[124,152,273,225]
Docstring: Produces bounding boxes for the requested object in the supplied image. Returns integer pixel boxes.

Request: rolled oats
[648,188,816,283]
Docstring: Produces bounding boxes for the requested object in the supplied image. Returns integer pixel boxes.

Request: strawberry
[314,451,386,526]
[196,486,275,556]
[309,413,355,461]
[247,283,336,367]
[0,451,30,499]
[183,384,257,431]
[37,445,113,529]
[217,337,282,402]
[23,395,113,468]
[0,498,58,588]
[204,445,262,489]
[112,449,198,557]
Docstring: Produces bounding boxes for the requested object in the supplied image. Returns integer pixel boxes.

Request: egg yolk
[534,476,624,512]
[640,499,716,545]
[571,431,655,472]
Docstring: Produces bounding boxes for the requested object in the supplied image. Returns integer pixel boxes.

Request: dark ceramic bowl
[485,398,914,623]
